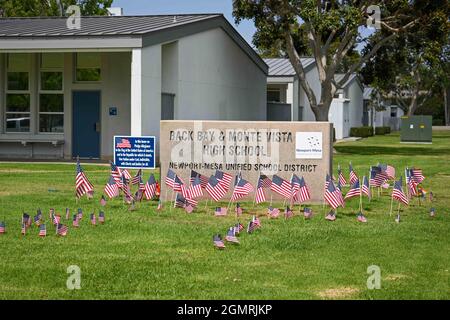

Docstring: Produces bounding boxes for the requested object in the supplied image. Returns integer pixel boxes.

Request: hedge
[350,126,374,138]
[375,126,391,135]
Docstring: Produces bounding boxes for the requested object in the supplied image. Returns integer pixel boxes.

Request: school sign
[160,121,333,203]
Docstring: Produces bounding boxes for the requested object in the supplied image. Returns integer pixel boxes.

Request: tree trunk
[407,92,419,116]
[311,103,331,121]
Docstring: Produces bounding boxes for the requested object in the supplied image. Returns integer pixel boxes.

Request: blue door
[72,91,101,158]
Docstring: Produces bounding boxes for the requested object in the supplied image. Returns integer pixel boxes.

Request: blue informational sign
[113,136,156,169]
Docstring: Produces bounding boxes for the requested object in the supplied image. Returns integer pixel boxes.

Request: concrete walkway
[432,126,450,131]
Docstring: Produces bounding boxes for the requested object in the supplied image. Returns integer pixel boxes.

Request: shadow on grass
[334,145,450,156]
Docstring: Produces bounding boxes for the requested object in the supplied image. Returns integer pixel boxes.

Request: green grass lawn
[0,131,449,300]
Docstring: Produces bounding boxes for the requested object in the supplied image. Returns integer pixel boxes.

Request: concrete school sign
[160,120,333,203]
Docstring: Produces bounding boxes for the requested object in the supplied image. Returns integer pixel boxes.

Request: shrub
[433,119,444,126]
[350,126,374,138]
[375,126,391,135]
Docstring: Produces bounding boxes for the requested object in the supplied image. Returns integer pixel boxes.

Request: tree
[0,0,113,17]
[361,6,449,116]
[233,0,447,121]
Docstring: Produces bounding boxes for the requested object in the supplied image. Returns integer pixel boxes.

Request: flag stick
[270,194,273,207]
[171,191,176,212]
[204,198,209,212]
[252,171,260,208]
[397,201,401,216]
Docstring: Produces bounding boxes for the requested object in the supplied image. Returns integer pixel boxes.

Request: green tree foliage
[233,0,447,121]
[361,2,449,116]
[0,0,113,17]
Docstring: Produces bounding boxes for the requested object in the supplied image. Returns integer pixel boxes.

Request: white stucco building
[363,87,405,131]
[265,58,365,140]
[0,14,267,159]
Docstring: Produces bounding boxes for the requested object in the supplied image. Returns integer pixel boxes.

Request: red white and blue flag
[104,175,119,199]
[116,138,132,149]
[349,163,358,185]
[76,159,93,198]
[270,175,292,199]
[206,175,227,202]
[338,164,347,186]
[144,174,157,200]
[188,176,203,199]
[392,177,409,205]
[324,180,344,209]
[190,170,208,189]
[131,169,142,185]
[255,175,267,204]
[38,224,46,237]
[214,170,232,191]
[362,176,371,199]
[344,178,361,200]
[231,177,253,202]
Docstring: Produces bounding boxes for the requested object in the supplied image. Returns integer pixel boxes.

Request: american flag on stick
[405,169,418,197]
[231,178,253,202]
[378,163,395,180]
[56,224,68,236]
[76,159,94,198]
[104,175,119,199]
[214,170,232,191]
[294,176,311,204]
[338,164,347,186]
[344,178,361,200]
[144,174,157,200]
[324,180,344,209]
[270,175,292,199]
[188,176,203,199]
[206,175,227,202]
[0,221,5,234]
[362,176,371,199]
[255,175,267,205]
[90,213,96,226]
[349,163,358,185]
[131,169,142,185]
[392,177,409,205]
[110,162,123,188]
[38,224,46,237]
[99,211,105,224]
[72,215,79,228]
[370,166,386,187]
[190,170,208,189]
[214,206,227,216]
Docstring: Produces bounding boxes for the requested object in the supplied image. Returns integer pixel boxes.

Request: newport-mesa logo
[295,132,323,159]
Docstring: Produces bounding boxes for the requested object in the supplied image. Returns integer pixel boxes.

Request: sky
[111,0,257,47]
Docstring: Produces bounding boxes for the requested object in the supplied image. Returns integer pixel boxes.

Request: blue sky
[111,0,257,46]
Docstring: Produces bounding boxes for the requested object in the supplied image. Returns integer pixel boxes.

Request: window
[75,53,101,82]
[5,54,31,132]
[390,107,397,118]
[267,89,281,102]
[39,53,64,133]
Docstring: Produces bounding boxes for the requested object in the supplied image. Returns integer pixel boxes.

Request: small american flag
[190,170,208,189]
[395,213,401,223]
[267,206,280,218]
[378,163,395,180]
[234,171,242,187]
[0,221,5,234]
[56,224,68,236]
[252,215,261,228]
[392,177,409,205]
[165,169,177,189]
[189,176,203,199]
[430,207,436,217]
[131,169,142,185]
[90,213,96,226]
[100,195,107,206]
[65,207,70,220]
[144,174,157,200]
[22,213,30,227]
[260,175,272,188]
[99,211,105,224]
[116,138,132,149]
[175,193,187,208]
[349,163,358,185]
[284,206,294,219]
[214,170,232,191]
[411,168,425,183]
[429,191,434,202]
[231,177,253,202]
[303,207,313,219]
[75,159,94,198]
[213,234,226,249]
[344,179,361,200]
[38,224,46,237]
[206,175,227,202]
[291,174,301,200]
[325,210,336,221]
[270,175,292,199]
[362,176,371,199]
[370,166,385,187]
[338,164,347,186]
[72,215,79,228]
[173,175,184,193]
[225,227,239,244]
[295,176,311,203]
[324,180,343,209]
[357,212,367,223]
[255,176,267,205]
[110,162,123,188]
[157,199,163,211]
[247,221,256,234]
[235,203,243,216]
[214,207,227,216]
[33,214,41,226]
[77,208,83,220]
[52,214,61,226]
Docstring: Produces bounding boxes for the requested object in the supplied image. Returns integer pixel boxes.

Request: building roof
[264,58,315,76]
[334,73,364,91]
[0,14,268,74]
[363,87,374,100]
[0,14,221,37]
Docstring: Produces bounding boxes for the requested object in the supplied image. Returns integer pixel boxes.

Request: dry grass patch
[318,287,360,299]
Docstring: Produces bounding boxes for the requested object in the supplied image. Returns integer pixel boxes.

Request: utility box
[400,115,432,143]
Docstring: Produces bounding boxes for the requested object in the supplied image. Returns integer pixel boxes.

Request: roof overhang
[267,76,295,84]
